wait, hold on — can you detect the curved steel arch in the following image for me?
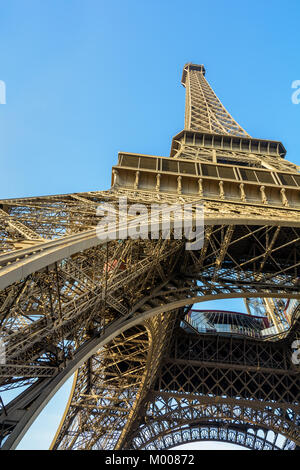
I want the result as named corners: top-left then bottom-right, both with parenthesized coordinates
top-left (1, 214), bottom-right (300, 291)
top-left (135, 422), bottom-right (295, 451)
top-left (2, 284), bottom-right (300, 449)
top-left (126, 394), bottom-right (300, 448)
top-left (56, 298), bottom-right (298, 448)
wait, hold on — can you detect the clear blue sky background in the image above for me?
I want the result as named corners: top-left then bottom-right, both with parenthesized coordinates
top-left (1, 0), bottom-right (300, 450)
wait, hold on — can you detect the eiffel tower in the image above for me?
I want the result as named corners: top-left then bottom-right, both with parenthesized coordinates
top-left (0, 63), bottom-right (300, 451)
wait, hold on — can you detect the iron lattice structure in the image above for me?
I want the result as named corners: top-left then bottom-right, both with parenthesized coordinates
top-left (0, 63), bottom-right (300, 450)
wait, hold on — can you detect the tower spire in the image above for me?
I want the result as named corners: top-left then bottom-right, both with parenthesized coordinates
top-left (182, 63), bottom-right (250, 137)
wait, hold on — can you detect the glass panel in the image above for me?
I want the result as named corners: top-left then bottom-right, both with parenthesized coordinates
top-left (139, 157), bottom-right (157, 170)
top-left (201, 164), bottom-right (218, 177)
top-left (179, 162), bottom-right (196, 174)
top-left (162, 159), bottom-right (179, 172)
top-left (278, 173), bottom-right (297, 186)
top-left (239, 168), bottom-right (257, 182)
top-left (255, 171), bottom-right (274, 184)
top-left (292, 174), bottom-right (300, 187)
top-left (121, 155), bottom-right (139, 168)
top-left (217, 166), bottom-right (235, 180)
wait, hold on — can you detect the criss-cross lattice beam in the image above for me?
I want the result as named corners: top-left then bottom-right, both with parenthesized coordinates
top-left (136, 422), bottom-right (296, 450)
top-left (182, 63), bottom-right (250, 137)
top-left (129, 393), bottom-right (300, 449)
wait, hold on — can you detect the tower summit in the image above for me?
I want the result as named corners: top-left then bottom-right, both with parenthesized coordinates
top-left (181, 62), bottom-right (249, 136)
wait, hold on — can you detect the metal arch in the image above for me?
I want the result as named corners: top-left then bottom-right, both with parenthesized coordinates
top-left (52, 294), bottom-right (300, 448)
top-left (0, 281), bottom-right (181, 450)
top-left (1, 265), bottom-right (300, 448)
top-left (2, 214), bottom-right (300, 292)
top-left (2, 285), bottom-right (299, 450)
top-left (122, 310), bottom-right (300, 449)
top-left (133, 422), bottom-right (294, 451)
top-left (127, 395), bottom-right (300, 448)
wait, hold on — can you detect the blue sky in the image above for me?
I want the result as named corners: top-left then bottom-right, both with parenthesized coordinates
top-left (1, 0), bottom-right (300, 450)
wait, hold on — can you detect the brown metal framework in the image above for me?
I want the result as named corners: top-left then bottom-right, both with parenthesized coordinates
top-left (0, 63), bottom-right (300, 450)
